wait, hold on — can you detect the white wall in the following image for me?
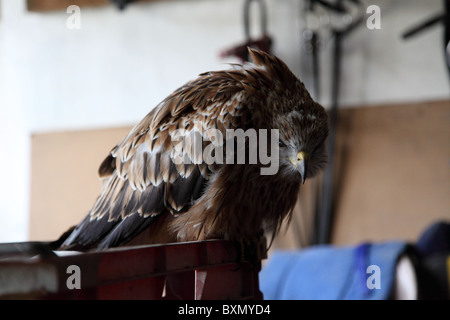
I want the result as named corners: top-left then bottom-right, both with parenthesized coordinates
top-left (0, 0), bottom-right (448, 242)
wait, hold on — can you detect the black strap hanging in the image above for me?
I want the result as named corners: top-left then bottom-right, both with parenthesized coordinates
top-left (221, 0), bottom-right (273, 62)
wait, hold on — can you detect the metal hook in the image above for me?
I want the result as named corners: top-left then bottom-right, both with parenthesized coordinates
top-left (244, 0), bottom-right (268, 41)
top-left (220, 0), bottom-right (272, 62)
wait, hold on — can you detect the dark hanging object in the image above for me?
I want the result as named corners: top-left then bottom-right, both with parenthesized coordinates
top-left (306, 0), bottom-right (365, 245)
top-left (402, 0), bottom-right (449, 79)
top-left (220, 0), bottom-right (273, 62)
top-left (109, 0), bottom-right (137, 10)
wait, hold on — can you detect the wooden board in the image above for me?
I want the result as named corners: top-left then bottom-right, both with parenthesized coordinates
top-left (330, 99), bottom-right (450, 245)
top-left (29, 100), bottom-right (450, 248)
top-left (29, 126), bottom-right (131, 241)
top-left (26, 0), bottom-right (168, 12)
top-left (27, 0), bottom-right (109, 11)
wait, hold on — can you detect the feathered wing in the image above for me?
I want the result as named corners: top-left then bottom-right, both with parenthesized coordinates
top-left (60, 60), bottom-right (264, 250)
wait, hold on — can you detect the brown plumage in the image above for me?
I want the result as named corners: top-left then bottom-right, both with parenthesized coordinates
top-left (60, 48), bottom-right (329, 250)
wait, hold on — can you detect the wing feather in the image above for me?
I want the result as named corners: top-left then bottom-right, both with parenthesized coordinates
top-left (61, 67), bottom-right (254, 249)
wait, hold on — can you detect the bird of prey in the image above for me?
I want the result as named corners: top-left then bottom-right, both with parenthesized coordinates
top-left (60, 48), bottom-right (329, 251)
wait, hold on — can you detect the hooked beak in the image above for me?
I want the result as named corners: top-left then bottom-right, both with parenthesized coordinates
top-left (289, 151), bottom-right (308, 184)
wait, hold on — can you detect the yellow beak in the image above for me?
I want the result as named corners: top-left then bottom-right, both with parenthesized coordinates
top-left (289, 151), bottom-right (308, 184)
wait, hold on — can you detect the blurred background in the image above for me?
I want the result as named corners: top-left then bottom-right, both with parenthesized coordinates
top-left (0, 0), bottom-right (449, 299)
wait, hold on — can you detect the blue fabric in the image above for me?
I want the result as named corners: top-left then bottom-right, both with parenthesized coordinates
top-left (259, 242), bottom-right (408, 300)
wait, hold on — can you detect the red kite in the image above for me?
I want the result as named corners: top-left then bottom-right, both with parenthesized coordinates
top-left (60, 48), bottom-right (329, 250)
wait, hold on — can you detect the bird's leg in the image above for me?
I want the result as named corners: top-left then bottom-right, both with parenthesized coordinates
top-left (233, 235), bottom-right (267, 272)
top-left (237, 234), bottom-right (267, 263)
top-left (238, 238), bottom-right (255, 262)
top-left (229, 239), bottom-right (245, 272)
top-left (237, 238), bottom-right (247, 263)
top-left (252, 234), bottom-right (268, 263)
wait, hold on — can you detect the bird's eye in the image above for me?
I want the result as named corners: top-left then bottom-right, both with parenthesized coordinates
top-left (278, 140), bottom-right (287, 148)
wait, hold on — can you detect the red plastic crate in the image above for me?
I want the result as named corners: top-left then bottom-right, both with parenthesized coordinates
top-left (0, 240), bottom-right (265, 300)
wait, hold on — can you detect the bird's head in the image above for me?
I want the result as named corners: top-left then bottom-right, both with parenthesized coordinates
top-left (275, 100), bottom-right (329, 184)
top-left (241, 48), bottom-right (330, 183)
